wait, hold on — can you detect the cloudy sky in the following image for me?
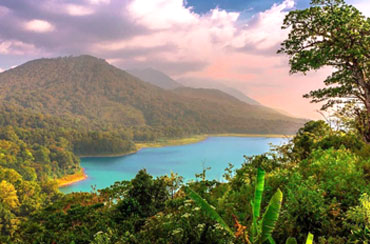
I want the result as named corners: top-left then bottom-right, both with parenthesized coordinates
top-left (0, 0), bottom-right (369, 119)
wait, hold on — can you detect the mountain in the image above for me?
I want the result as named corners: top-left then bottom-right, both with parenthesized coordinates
top-left (0, 55), bottom-right (305, 135)
top-left (172, 87), bottom-right (297, 122)
top-left (126, 69), bottom-right (261, 105)
top-left (177, 77), bottom-right (261, 105)
top-left (127, 68), bottom-right (182, 90)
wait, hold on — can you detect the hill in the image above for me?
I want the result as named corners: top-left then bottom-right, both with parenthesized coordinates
top-left (0, 55), bottom-right (304, 135)
top-left (127, 68), bottom-right (182, 90)
top-left (177, 77), bottom-right (261, 105)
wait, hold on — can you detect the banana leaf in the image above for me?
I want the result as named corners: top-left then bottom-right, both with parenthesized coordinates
top-left (184, 187), bottom-right (234, 236)
top-left (253, 168), bottom-right (266, 219)
top-left (268, 236), bottom-right (276, 244)
top-left (305, 233), bottom-right (314, 244)
top-left (260, 188), bottom-right (283, 243)
top-left (250, 200), bottom-right (259, 242)
top-left (251, 168), bottom-right (266, 240)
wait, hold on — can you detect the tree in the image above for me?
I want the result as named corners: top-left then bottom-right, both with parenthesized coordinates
top-left (0, 180), bottom-right (19, 210)
top-left (278, 0), bottom-right (370, 142)
top-left (163, 171), bottom-right (183, 199)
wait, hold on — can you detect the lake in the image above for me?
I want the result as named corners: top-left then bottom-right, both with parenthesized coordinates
top-left (60, 136), bottom-right (287, 193)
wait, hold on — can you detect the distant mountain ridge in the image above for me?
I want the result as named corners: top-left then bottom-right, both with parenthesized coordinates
top-left (0, 55), bottom-right (305, 135)
top-left (127, 68), bottom-right (261, 106)
top-left (127, 68), bottom-right (182, 90)
top-left (177, 77), bottom-right (261, 105)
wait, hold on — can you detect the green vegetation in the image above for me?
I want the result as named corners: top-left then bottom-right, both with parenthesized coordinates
top-left (185, 168), bottom-right (284, 244)
top-left (1, 120), bottom-right (368, 243)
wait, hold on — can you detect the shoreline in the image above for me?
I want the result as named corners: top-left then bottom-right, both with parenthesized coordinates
top-left (78, 133), bottom-right (293, 158)
top-left (208, 133), bottom-right (293, 138)
top-left (58, 133), bottom-right (292, 188)
top-left (78, 134), bottom-right (209, 158)
top-left (78, 149), bottom-right (138, 158)
top-left (58, 168), bottom-right (88, 188)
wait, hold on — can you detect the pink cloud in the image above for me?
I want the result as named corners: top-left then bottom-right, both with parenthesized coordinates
top-left (0, 6), bottom-right (10, 16)
top-left (85, 0), bottom-right (110, 5)
top-left (127, 0), bottom-right (199, 29)
top-left (65, 4), bottom-right (94, 16)
top-left (24, 19), bottom-right (54, 32)
top-left (0, 40), bottom-right (39, 55)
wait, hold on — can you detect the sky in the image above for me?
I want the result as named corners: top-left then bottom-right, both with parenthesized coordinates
top-left (0, 0), bottom-right (369, 119)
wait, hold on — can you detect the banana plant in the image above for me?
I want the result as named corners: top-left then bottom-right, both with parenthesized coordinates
top-left (184, 168), bottom-right (283, 244)
top-left (250, 168), bottom-right (282, 244)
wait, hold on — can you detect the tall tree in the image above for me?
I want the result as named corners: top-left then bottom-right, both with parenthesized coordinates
top-left (278, 0), bottom-right (370, 142)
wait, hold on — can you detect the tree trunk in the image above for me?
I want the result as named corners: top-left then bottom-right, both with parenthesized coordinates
top-left (357, 70), bottom-right (370, 143)
top-left (365, 100), bottom-right (370, 143)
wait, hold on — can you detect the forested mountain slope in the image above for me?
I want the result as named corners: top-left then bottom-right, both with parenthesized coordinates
top-left (0, 55), bottom-right (304, 135)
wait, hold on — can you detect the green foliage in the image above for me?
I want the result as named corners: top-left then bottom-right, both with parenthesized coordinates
top-left (345, 193), bottom-right (370, 241)
top-left (285, 233), bottom-right (314, 244)
top-left (253, 168), bottom-right (266, 220)
top-left (90, 231), bottom-right (112, 244)
top-left (291, 120), bottom-right (332, 160)
top-left (138, 198), bottom-right (233, 244)
top-left (285, 237), bottom-right (297, 244)
top-left (0, 180), bottom-right (19, 210)
top-left (0, 92), bottom-right (369, 244)
top-left (185, 168), bottom-right (283, 244)
top-left (260, 189), bottom-right (283, 243)
top-left (274, 147), bottom-right (369, 241)
top-left (184, 187), bottom-right (234, 236)
top-left (249, 169), bottom-right (282, 244)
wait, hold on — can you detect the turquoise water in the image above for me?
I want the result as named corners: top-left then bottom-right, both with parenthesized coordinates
top-left (60, 136), bottom-right (287, 193)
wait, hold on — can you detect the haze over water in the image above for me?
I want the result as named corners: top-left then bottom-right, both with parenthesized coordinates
top-left (60, 136), bottom-right (287, 193)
